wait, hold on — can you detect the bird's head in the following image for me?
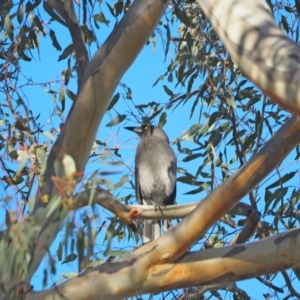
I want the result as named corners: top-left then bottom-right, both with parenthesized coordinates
top-left (125, 123), bottom-right (169, 142)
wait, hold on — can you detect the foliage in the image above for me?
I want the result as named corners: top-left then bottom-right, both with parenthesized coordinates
top-left (0, 0), bottom-right (300, 298)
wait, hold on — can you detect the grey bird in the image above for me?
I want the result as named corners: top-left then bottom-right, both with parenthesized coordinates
top-left (125, 122), bottom-right (177, 243)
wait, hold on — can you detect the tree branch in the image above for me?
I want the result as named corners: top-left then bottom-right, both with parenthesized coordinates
top-left (24, 115), bottom-right (300, 298)
top-left (197, 0), bottom-right (300, 114)
top-left (28, 0), bottom-right (169, 282)
top-left (47, 0), bottom-right (89, 87)
top-left (75, 188), bottom-right (257, 231)
top-left (26, 227), bottom-right (300, 299)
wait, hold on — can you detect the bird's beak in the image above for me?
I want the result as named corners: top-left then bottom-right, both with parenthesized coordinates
top-left (124, 126), bottom-right (142, 135)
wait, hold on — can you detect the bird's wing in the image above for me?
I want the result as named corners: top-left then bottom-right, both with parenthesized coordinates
top-left (164, 158), bottom-right (177, 205)
top-left (135, 166), bottom-right (143, 205)
top-left (165, 184), bottom-right (176, 205)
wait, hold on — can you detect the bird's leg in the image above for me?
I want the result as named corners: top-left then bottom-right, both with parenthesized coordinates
top-left (151, 201), bottom-right (165, 217)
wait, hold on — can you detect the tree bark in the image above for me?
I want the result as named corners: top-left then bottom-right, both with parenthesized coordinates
top-left (27, 115), bottom-right (300, 298)
top-left (28, 0), bottom-right (170, 281)
top-left (197, 0), bottom-right (300, 114)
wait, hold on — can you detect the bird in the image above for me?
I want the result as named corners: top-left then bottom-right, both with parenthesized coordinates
top-left (125, 122), bottom-right (177, 243)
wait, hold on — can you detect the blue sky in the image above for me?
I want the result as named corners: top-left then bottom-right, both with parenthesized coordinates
top-left (1, 2), bottom-right (300, 299)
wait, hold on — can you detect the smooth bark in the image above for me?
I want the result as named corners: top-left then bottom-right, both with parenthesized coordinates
top-left (29, 0), bottom-right (169, 280)
top-left (197, 0), bottom-right (300, 114)
top-left (27, 115), bottom-right (300, 299)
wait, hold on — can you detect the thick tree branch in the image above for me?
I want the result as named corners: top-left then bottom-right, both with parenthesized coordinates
top-left (26, 227), bottom-right (300, 299)
top-left (197, 0), bottom-right (300, 114)
top-left (24, 115), bottom-right (300, 298)
top-left (28, 0), bottom-right (169, 281)
top-left (142, 115), bottom-right (300, 263)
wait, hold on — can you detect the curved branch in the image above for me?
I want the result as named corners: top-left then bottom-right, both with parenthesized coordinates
top-left (197, 0), bottom-right (300, 114)
top-left (30, 115), bottom-right (300, 298)
top-left (26, 227), bottom-right (300, 299)
top-left (281, 270), bottom-right (300, 298)
top-left (145, 115), bottom-right (300, 264)
top-left (75, 188), bottom-right (256, 230)
top-left (29, 0), bottom-right (169, 281)
top-left (229, 203), bottom-right (260, 245)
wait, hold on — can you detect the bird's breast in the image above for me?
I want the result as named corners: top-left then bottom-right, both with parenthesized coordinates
top-left (136, 137), bottom-right (176, 204)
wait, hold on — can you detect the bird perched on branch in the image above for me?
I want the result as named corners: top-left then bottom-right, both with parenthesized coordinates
top-left (125, 122), bottom-right (177, 243)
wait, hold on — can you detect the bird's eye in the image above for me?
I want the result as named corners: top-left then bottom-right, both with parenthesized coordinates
top-left (143, 125), bottom-right (148, 130)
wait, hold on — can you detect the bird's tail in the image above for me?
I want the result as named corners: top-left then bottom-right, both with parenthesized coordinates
top-left (143, 220), bottom-right (161, 243)
top-left (143, 220), bottom-right (172, 243)
top-left (163, 219), bottom-right (172, 232)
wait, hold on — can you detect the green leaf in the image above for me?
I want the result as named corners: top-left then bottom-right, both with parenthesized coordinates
top-left (45, 195), bottom-right (62, 218)
top-left (264, 187), bottom-right (288, 213)
top-left (58, 44), bottom-right (74, 61)
top-left (271, 187), bottom-right (288, 211)
top-left (76, 229), bottom-right (84, 266)
top-left (106, 2), bottom-right (116, 17)
top-left (57, 242), bottom-right (63, 262)
top-left (152, 74), bottom-right (165, 87)
top-left (94, 12), bottom-right (110, 26)
top-left (43, 1), bottom-right (66, 26)
top-left (28, 30), bottom-right (38, 49)
top-left (16, 150), bottom-right (30, 176)
top-left (281, 15), bottom-right (289, 33)
top-left (59, 87), bottom-right (65, 111)
top-left (163, 85), bottom-right (173, 97)
top-left (43, 131), bottom-right (55, 140)
top-left (114, 174), bottom-right (128, 189)
top-left (106, 114), bottom-right (126, 127)
top-left (208, 131), bottom-right (222, 147)
top-left (158, 112), bottom-right (167, 129)
top-left (107, 93), bottom-right (120, 111)
top-left (33, 16), bottom-right (44, 35)
top-left (3, 0), bottom-right (13, 10)
top-left (18, 46), bottom-right (32, 61)
top-left (81, 25), bottom-right (96, 44)
top-left (208, 112), bottom-right (220, 128)
top-left (97, 178), bottom-right (115, 190)
top-left (174, 8), bottom-right (191, 27)
top-left (176, 64), bottom-right (185, 84)
top-left (105, 250), bottom-right (129, 257)
top-left (4, 14), bottom-right (14, 41)
top-left (49, 30), bottom-right (62, 51)
top-left (242, 133), bottom-right (256, 152)
top-left (62, 253), bottom-right (77, 264)
top-left (266, 171), bottom-right (297, 190)
top-left (284, 6), bottom-right (294, 13)
top-left (86, 259), bottom-right (105, 268)
top-left (9, 150), bottom-right (18, 159)
top-left (0, 120), bottom-right (7, 127)
top-left (185, 182), bottom-right (210, 194)
top-left (37, 148), bottom-right (47, 175)
top-left (183, 153), bottom-right (203, 162)
top-left (177, 175), bottom-right (196, 185)
top-left (98, 221), bottom-right (106, 234)
top-left (62, 68), bottom-right (71, 86)
top-left (178, 124), bottom-right (202, 142)
top-left (114, 0), bottom-right (123, 16)
top-left (162, 22), bottom-right (170, 61)
top-left (100, 151), bottom-right (111, 160)
top-left (226, 96), bottom-right (237, 108)
top-left (17, 4), bottom-right (24, 24)
top-left (65, 89), bottom-right (76, 101)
